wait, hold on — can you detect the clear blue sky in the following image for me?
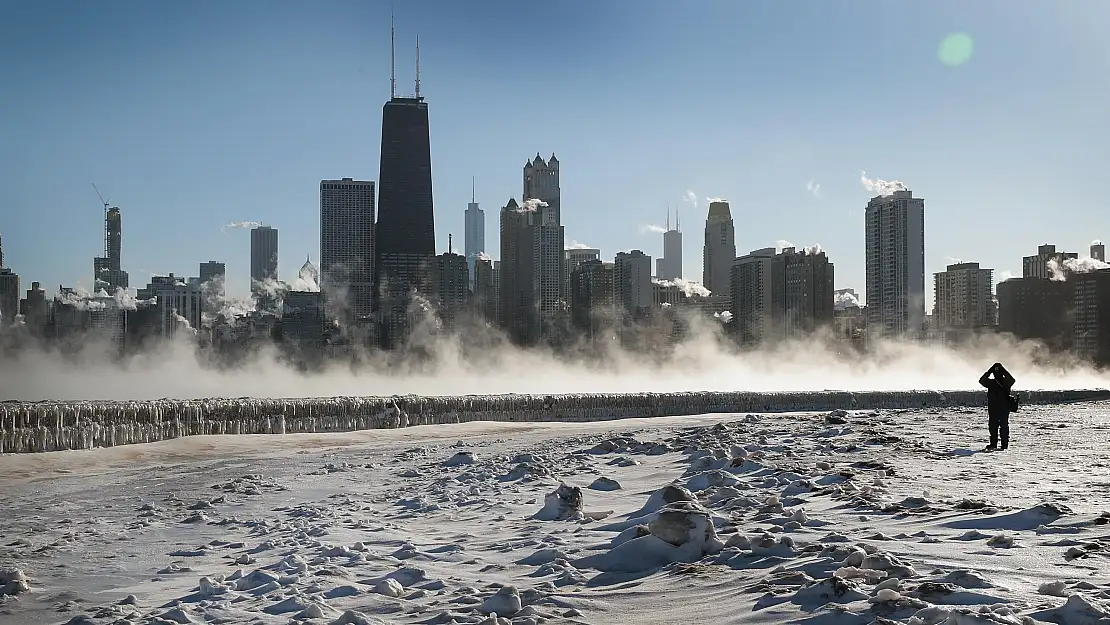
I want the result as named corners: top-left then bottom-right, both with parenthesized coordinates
top-left (2, 0), bottom-right (1108, 303)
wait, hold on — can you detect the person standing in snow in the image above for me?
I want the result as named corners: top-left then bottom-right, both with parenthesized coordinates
top-left (979, 362), bottom-right (1016, 451)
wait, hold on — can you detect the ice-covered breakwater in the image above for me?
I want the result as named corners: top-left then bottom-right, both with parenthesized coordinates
top-left (1, 388), bottom-right (1107, 454)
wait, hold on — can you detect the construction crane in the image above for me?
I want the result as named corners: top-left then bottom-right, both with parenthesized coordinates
top-left (92, 183), bottom-right (109, 259)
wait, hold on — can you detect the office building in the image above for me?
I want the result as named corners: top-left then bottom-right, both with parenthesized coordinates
top-left (320, 179), bottom-right (375, 322)
top-left (464, 178), bottom-right (484, 284)
top-left (569, 259), bottom-right (616, 336)
top-left (498, 198), bottom-right (540, 344)
top-left (1093, 241), bottom-right (1106, 263)
top-left (474, 256), bottom-right (496, 323)
top-left (376, 25), bottom-right (436, 347)
top-left (250, 225), bottom-right (279, 292)
top-left (656, 210), bottom-right (683, 280)
top-left (703, 200), bottom-right (735, 297)
top-left (432, 244), bottom-right (470, 328)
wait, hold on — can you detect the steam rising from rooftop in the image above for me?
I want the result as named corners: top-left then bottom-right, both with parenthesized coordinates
top-left (651, 277), bottom-right (711, 298)
top-left (860, 170), bottom-right (908, 197)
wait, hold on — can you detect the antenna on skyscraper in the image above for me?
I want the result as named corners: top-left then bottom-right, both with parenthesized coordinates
top-left (676, 209), bottom-right (680, 231)
top-left (448, 233), bottom-right (452, 254)
top-left (415, 34), bottom-right (421, 99)
top-left (666, 203), bottom-right (671, 231)
top-left (471, 176), bottom-right (476, 203)
top-left (389, 10), bottom-right (396, 99)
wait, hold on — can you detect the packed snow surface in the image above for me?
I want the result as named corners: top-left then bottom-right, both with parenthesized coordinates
top-left (3, 402), bottom-right (1110, 624)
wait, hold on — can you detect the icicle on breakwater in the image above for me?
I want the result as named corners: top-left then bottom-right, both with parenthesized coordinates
top-left (1, 389), bottom-right (1107, 454)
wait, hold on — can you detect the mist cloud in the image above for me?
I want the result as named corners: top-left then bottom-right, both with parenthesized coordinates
top-left (860, 170), bottom-right (908, 197)
top-left (806, 179), bottom-right (821, 198)
top-left (706, 197), bottom-right (728, 204)
top-left (640, 224), bottom-right (668, 234)
top-left (2, 321), bottom-right (1106, 402)
top-left (566, 241), bottom-right (594, 250)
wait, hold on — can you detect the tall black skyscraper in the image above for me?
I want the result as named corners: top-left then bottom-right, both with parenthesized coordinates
top-left (375, 19), bottom-right (435, 349)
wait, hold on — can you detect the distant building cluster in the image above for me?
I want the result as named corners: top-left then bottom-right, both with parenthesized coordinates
top-left (3, 22), bottom-right (1110, 369)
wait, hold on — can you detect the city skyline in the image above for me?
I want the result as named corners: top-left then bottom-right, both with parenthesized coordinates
top-left (3, 2), bottom-right (1109, 302)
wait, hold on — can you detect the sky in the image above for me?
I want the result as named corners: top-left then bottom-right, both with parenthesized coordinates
top-left (2, 0), bottom-right (1109, 304)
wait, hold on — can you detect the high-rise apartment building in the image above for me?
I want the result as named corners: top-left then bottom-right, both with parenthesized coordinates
top-left (1093, 241), bottom-right (1106, 263)
top-left (565, 247), bottom-right (600, 302)
top-left (614, 250), bottom-right (653, 318)
top-left (933, 262), bottom-right (994, 330)
top-left (250, 225), bottom-right (279, 292)
top-left (376, 26), bottom-right (435, 348)
top-left (1023, 244), bottom-right (1077, 280)
top-left (997, 277), bottom-right (1073, 350)
top-left (864, 189), bottom-right (926, 337)
top-left (730, 248), bottom-right (775, 345)
top-left (770, 246), bottom-right (835, 340)
top-left (703, 201), bottom-right (735, 298)
top-left (730, 246), bottom-right (834, 345)
top-left (1073, 268), bottom-right (1110, 365)
top-left (320, 179), bottom-right (375, 322)
top-left (464, 178), bottom-right (484, 285)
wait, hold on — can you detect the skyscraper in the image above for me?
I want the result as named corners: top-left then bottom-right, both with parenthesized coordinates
top-left (524, 154), bottom-right (560, 224)
top-left (523, 154), bottom-right (565, 332)
top-left (320, 179), bottom-right (375, 321)
top-left (250, 225), bottom-right (279, 290)
top-left (0, 232), bottom-right (17, 325)
top-left (1093, 241), bottom-right (1106, 263)
top-left (464, 177), bottom-right (484, 284)
top-left (703, 200), bottom-right (735, 297)
top-left (499, 198), bottom-right (540, 345)
top-left (376, 21), bottom-right (436, 348)
top-left (864, 189), bottom-right (926, 337)
top-left (614, 250), bottom-right (653, 318)
top-left (93, 206), bottom-right (129, 292)
top-left (656, 209), bottom-right (683, 280)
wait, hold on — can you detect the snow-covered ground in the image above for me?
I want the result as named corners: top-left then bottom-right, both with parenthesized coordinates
top-left (2, 402), bottom-right (1110, 625)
